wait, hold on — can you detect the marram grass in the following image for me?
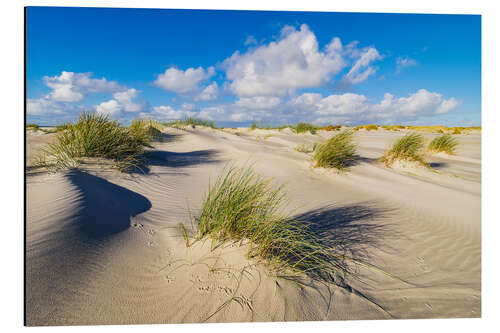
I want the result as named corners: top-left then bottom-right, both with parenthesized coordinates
top-left (294, 122), bottom-right (318, 134)
top-left (196, 166), bottom-right (349, 284)
top-left (41, 112), bottom-right (159, 172)
top-left (313, 130), bottom-right (357, 170)
top-left (427, 133), bottom-right (458, 154)
top-left (163, 117), bottom-right (215, 129)
top-left (381, 132), bottom-right (427, 167)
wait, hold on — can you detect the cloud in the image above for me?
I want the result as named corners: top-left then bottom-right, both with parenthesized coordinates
top-left (244, 35), bottom-right (258, 46)
top-left (28, 71), bottom-right (124, 117)
top-left (154, 66), bottom-right (215, 94)
top-left (234, 96), bottom-right (282, 110)
top-left (43, 71), bottom-right (122, 102)
top-left (96, 88), bottom-right (148, 116)
top-left (151, 103), bottom-right (197, 120)
top-left (27, 96), bottom-right (70, 115)
top-left (341, 47), bottom-right (382, 85)
top-left (195, 82), bottom-right (219, 101)
top-left (142, 88), bottom-right (458, 126)
top-left (95, 99), bottom-right (122, 116)
top-left (222, 24), bottom-right (346, 97)
top-left (395, 56), bottom-right (417, 74)
top-left (289, 89), bottom-right (460, 124)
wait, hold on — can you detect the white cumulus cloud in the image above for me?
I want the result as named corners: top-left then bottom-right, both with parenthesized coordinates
top-left (96, 88), bottom-right (148, 116)
top-left (154, 66), bottom-right (215, 94)
top-left (44, 71), bottom-right (122, 102)
top-left (222, 24), bottom-right (346, 97)
top-left (195, 82), bottom-right (219, 101)
top-left (151, 103), bottom-right (197, 120)
top-left (289, 89), bottom-right (461, 124)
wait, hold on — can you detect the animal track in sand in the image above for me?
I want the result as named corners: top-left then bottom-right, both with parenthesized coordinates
top-left (163, 275), bottom-right (175, 284)
top-left (416, 256), bottom-right (431, 273)
top-left (132, 222), bottom-right (143, 229)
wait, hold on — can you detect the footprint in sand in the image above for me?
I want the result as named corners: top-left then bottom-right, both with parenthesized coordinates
top-left (197, 284), bottom-right (216, 293)
top-left (148, 229), bottom-right (156, 236)
top-left (164, 275), bottom-right (175, 284)
top-left (217, 286), bottom-right (233, 296)
top-left (416, 256), bottom-right (431, 273)
top-left (132, 222), bottom-right (143, 229)
top-left (425, 302), bottom-right (433, 310)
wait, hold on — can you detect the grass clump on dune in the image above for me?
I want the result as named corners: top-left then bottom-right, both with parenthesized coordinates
top-left (364, 124), bottom-right (379, 131)
top-left (381, 132), bottom-right (427, 167)
top-left (313, 130), bottom-right (357, 170)
top-left (196, 166), bottom-right (348, 283)
top-left (323, 125), bottom-right (342, 131)
top-left (164, 117), bottom-right (216, 129)
top-left (294, 122), bottom-right (318, 134)
top-left (427, 133), bottom-right (458, 154)
top-left (41, 112), bottom-right (156, 172)
top-left (26, 123), bottom-right (40, 131)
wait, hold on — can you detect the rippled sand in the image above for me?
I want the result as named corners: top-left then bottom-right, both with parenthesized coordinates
top-left (25, 127), bottom-right (481, 325)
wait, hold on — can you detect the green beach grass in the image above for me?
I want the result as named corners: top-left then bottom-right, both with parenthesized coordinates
top-left (381, 132), bottom-right (427, 167)
top-left (39, 112), bottom-right (159, 172)
top-left (313, 130), bottom-right (357, 170)
top-left (195, 165), bottom-right (350, 283)
top-left (427, 133), bottom-right (459, 154)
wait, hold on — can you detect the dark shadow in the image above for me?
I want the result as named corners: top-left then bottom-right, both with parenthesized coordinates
top-left (428, 162), bottom-right (447, 169)
top-left (153, 132), bottom-right (182, 144)
top-left (66, 170), bottom-right (151, 238)
top-left (323, 156), bottom-right (378, 170)
top-left (294, 204), bottom-right (391, 258)
top-left (144, 149), bottom-right (219, 168)
top-left (275, 203), bottom-right (396, 287)
top-left (353, 156), bottom-right (379, 165)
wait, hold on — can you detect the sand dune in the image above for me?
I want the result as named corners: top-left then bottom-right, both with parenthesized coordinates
top-left (25, 127), bottom-right (481, 325)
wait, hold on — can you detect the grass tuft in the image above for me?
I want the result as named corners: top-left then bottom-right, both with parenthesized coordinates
top-left (323, 125), bottom-right (342, 131)
top-left (427, 133), bottom-right (458, 154)
top-left (313, 130), bottom-right (357, 170)
top-left (294, 122), bottom-right (318, 134)
top-left (163, 117), bottom-right (216, 129)
top-left (40, 112), bottom-right (157, 172)
top-left (26, 123), bottom-right (40, 131)
top-left (196, 166), bottom-right (349, 284)
top-left (381, 132), bottom-right (427, 167)
top-left (364, 124), bottom-right (379, 131)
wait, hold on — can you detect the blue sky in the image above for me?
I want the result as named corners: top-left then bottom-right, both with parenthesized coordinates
top-left (26, 7), bottom-right (481, 126)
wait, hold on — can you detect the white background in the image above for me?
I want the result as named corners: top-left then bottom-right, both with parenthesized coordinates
top-left (1, 0), bottom-right (498, 332)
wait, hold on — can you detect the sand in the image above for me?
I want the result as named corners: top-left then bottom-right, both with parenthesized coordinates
top-left (25, 127), bottom-right (481, 325)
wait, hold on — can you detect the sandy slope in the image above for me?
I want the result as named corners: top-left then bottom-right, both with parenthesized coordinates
top-left (25, 127), bottom-right (481, 325)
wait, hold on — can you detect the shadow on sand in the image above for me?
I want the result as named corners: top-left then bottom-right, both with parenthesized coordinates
top-left (66, 170), bottom-right (152, 238)
top-left (275, 203), bottom-right (398, 289)
top-left (428, 162), bottom-right (448, 169)
top-left (294, 204), bottom-right (391, 258)
top-left (144, 149), bottom-right (220, 168)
